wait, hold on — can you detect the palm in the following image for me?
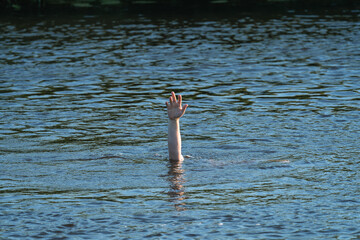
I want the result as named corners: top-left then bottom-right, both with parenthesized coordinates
top-left (168, 102), bottom-right (184, 119)
top-left (166, 92), bottom-right (188, 120)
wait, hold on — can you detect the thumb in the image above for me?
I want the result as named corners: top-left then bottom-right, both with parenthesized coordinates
top-left (182, 104), bottom-right (188, 114)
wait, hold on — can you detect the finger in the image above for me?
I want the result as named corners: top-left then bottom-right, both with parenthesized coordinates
top-left (178, 95), bottom-right (182, 106)
top-left (165, 101), bottom-right (169, 107)
top-left (169, 96), bottom-right (173, 103)
top-left (171, 91), bottom-right (177, 102)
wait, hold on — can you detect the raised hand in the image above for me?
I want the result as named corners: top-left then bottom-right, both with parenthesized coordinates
top-left (166, 91), bottom-right (188, 120)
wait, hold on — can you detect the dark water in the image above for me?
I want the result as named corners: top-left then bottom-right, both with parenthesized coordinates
top-left (1, 11), bottom-right (360, 239)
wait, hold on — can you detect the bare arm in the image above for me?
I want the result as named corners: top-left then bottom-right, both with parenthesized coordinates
top-left (166, 92), bottom-right (188, 161)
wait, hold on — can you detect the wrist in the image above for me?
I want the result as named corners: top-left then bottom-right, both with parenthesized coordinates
top-left (168, 118), bottom-right (180, 123)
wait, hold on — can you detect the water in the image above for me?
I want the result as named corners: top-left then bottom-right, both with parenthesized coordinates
top-left (1, 11), bottom-right (360, 239)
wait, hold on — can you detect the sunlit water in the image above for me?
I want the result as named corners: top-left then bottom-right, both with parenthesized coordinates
top-left (1, 11), bottom-right (360, 239)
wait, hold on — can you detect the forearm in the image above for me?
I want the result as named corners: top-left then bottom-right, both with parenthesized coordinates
top-left (168, 119), bottom-right (182, 161)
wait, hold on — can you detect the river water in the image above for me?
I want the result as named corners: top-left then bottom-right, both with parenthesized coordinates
top-left (1, 11), bottom-right (360, 239)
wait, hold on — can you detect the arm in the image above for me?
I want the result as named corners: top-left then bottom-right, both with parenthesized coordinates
top-left (166, 92), bottom-right (188, 161)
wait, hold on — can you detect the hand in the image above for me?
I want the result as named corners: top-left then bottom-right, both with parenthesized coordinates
top-left (166, 92), bottom-right (188, 120)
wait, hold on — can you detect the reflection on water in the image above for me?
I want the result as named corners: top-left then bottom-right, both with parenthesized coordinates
top-left (167, 159), bottom-right (187, 211)
top-left (0, 11), bottom-right (360, 239)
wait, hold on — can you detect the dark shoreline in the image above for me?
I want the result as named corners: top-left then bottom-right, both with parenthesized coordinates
top-left (1, 0), bottom-right (359, 15)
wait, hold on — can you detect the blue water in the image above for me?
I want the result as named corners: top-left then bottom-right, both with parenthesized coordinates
top-left (1, 11), bottom-right (360, 239)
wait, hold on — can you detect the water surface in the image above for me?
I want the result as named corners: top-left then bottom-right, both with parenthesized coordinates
top-left (1, 11), bottom-right (360, 239)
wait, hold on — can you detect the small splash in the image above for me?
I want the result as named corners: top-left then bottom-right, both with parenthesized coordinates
top-left (266, 159), bottom-right (290, 163)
